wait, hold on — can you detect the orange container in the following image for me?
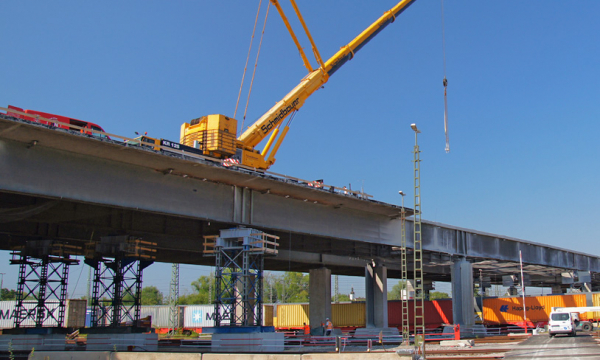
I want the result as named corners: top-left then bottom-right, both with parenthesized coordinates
top-left (593, 293), bottom-right (600, 320)
top-left (483, 294), bottom-right (587, 325)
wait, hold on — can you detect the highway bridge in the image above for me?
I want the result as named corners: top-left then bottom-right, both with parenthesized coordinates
top-left (1, 113), bottom-right (599, 328)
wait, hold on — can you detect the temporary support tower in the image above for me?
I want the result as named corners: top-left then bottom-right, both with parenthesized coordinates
top-left (11, 240), bottom-right (80, 328)
top-left (84, 236), bottom-right (156, 328)
top-left (204, 228), bottom-right (278, 327)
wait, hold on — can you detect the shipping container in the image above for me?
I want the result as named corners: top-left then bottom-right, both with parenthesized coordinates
top-left (64, 300), bottom-right (87, 328)
top-left (388, 299), bottom-right (453, 331)
top-left (593, 293), bottom-right (600, 320)
top-left (273, 304), bottom-right (309, 329)
top-left (139, 305), bottom-right (183, 329)
top-left (0, 300), bottom-right (87, 329)
top-left (263, 305), bottom-right (274, 327)
top-left (483, 294), bottom-right (588, 326)
top-left (332, 302), bottom-right (366, 328)
top-left (183, 305), bottom-right (224, 329)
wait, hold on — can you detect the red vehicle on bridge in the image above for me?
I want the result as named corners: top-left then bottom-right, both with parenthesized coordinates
top-left (7, 105), bottom-right (108, 139)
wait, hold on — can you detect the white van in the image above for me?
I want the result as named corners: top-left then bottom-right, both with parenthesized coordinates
top-left (548, 311), bottom-right (577, 337)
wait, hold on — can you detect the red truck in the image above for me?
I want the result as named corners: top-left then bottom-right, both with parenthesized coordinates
top-left (7, 105), bottom-right (108, 139)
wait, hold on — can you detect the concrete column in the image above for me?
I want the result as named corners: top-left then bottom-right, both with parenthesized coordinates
top-left (365, 263), bottom-right (388, 328)
top-left (451, 257), bottom-right (474, 327)
top-left (309, 267), bottom-right (331, 329)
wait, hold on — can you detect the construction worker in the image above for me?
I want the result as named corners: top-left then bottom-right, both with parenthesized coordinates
top-left (325, 317), bottom-right (333, 336)
top-left (303, 322), bottom-right (310, 338)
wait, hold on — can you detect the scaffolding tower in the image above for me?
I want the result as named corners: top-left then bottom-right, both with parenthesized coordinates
top-left (400, 194), bottom-right (409, 344)
top-left (167, 263), bottom-right (180, 336)
top-left (412, 125), bottom-right (425, 350)
top-left (204, 228), bottom-right (278, 328)
top-left (84, 236), bottom-right (156, 328)
top-left (11, 240), bottom-right (80, 328)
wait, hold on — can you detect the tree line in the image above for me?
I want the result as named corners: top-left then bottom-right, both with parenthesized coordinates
top-left (136, 272), bottom-right (449, 305)
top-left (0, 272), bottom-right (449, 304)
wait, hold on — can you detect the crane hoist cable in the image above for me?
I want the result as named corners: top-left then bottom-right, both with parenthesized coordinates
top-left (441, 0), bottom-right (450, 153)
top-left (235, 0), bottom-right (262, 121)
top-left (241, 1), bottom-right (270, 133)
top-left (234, 0), bottom-right (266, 131)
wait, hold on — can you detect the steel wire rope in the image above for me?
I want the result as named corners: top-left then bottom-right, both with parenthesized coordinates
top-left (241, 1), bottom-right (271, 132)
top-left (441, 0), bottom-right (450, 153)
top-left (234, 0), bottom-right (263, 123)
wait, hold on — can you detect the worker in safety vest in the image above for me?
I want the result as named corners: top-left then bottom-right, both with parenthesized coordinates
top-left (303, 322), bottom-right (310, 337)
top-left (325, 318), bottom-right (333, 336)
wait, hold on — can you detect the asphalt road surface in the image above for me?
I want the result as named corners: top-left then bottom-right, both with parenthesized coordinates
top-left (504, 333), bottom-right (600, 359)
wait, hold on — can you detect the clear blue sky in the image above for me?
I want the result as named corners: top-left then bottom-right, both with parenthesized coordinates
top-left (1, 1), bottom-right (599, 299)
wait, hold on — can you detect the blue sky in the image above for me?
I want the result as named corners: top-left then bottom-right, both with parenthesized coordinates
top-left (1, 1), bottom-right (599, 299)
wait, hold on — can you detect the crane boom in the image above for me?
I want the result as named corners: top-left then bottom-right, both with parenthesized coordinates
top-left (181, 0), bottom-right (417, 170)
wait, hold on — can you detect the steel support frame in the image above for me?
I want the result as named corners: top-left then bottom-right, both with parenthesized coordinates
top-left (412, 132), bottom-right (425, 350)
top-left (400, 202), bottom-right (409, 344)
top-left (12, 253), bottom-right (71, 328)
top-left (168, 263), bottom-right (180, 336)
top-left (213, 229), bottom-right (269, 327)
top-left (86, 257), bottom-right (151, 327)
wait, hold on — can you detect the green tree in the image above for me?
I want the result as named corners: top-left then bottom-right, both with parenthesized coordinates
top-left (0, 288), bottom-right (17, 300)
top-left (264, 273), bottom-right (277, 303)
top-left (274, 272), bottom-right (309, 303)
top-left (428, 291), bottom-right (450, 300)
top-left (179, 275), bottom-right (215, 305)
top-left (141, 286), bottom-right (164, 305)
top-left (333, 294), bottom-right (351, 302)
top-left (388, 281), bottom-right (406, 300)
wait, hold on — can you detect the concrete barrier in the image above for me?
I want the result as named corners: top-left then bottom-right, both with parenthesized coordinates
top-left (203, 355), bottom-right (301, 360)
top-left (29, 351), bottom-right (414, 360)
top-left (439, 339), bottom-right (474, 347)
top-left (29, 351), bottom-right (111, 360)
top-left (113, 353), bottom-right (202, 360)
top-left (302, 354), bottom-right (412, 360)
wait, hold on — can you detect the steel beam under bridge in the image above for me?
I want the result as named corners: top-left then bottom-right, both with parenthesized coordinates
top-left (1, 117), bottom-right (599, 286)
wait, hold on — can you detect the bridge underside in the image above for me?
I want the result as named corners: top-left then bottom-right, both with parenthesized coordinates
top-left (1, 190), bottom-right (596, 288)
top-left (1, 116), bottom-right (599, 289)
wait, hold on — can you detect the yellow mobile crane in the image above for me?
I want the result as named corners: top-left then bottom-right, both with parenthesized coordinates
top-left (180, 0), bottom-right (417, 170)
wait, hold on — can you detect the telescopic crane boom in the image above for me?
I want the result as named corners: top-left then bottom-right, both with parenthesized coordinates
top-left (180, 0), bottom-right (417, 170)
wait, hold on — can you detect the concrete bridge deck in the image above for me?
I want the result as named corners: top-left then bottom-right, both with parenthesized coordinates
top-left (1, 114), bottom-right (599, 287)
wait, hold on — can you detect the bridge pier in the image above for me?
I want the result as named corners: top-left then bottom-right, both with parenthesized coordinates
top-left (309, 267), bottom-right (331, 330)
top-left (365, 263), bottom-right (388, 328)
top-left (451, 257), bottom-right (474, 328)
